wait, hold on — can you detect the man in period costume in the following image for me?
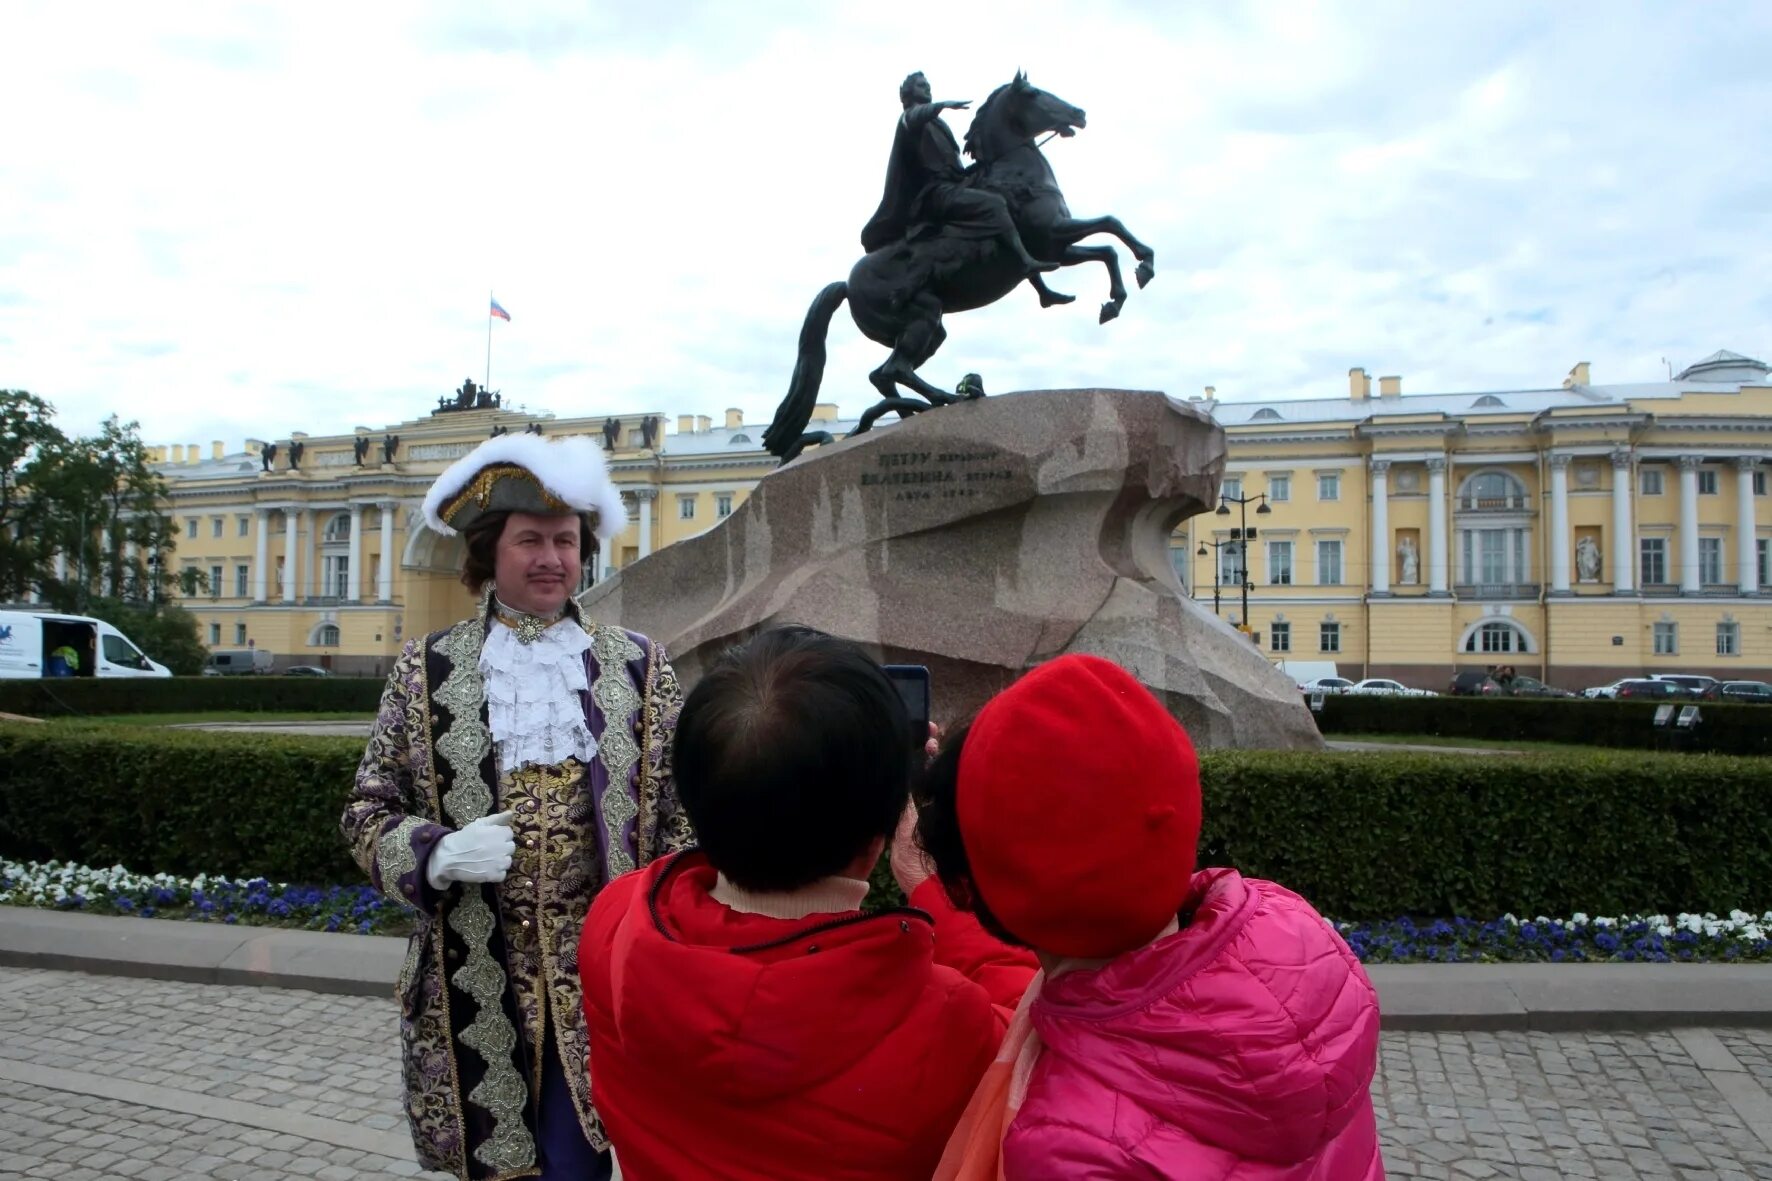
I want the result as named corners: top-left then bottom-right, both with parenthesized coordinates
top-left (343, 431), bottom-right (694, 1181)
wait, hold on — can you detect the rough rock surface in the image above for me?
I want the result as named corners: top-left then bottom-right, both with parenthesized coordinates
top-left (581, 388), bottom-right (1323, 749)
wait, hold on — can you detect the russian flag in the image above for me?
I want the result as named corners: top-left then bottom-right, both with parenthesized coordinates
top-left (490, 298), bottom-right (511, 322)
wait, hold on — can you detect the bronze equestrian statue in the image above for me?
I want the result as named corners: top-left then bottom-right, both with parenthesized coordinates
top-left (764, 71), bottom-right (1154, 463)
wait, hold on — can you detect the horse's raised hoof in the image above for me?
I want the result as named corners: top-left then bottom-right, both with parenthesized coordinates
top-left (1136, 260), bottom-right (1155, 289)
top-left (1039, 288), bottom-right (1076, 307)
top-left (1099, 301), bottom-right (1122, 325)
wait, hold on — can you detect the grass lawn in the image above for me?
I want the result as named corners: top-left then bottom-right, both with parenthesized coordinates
top-left (1335, 732), bottom-right (1617, 755)
top-left (79, 711), bottom-right (376, 726)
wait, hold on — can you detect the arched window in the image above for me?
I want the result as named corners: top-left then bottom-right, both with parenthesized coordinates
top-left (1471, 395), bottom-right (1507, 408)
top-left (314, 623), bottom-right (340, 647)
top-left (1250, 408), bottom-right (1282, 421)
top-left (1458, 617), bottom-right (1536, 655)
top-left (323, 514), bottom-right (351, 542)
top-left (1458, 470), bottom-right (1526, 511)
top-left (729, 433), bottom-right (752, 445)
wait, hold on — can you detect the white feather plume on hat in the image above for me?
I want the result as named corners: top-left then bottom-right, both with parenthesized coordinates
top-left (421, 433), bottom-right (628, 544)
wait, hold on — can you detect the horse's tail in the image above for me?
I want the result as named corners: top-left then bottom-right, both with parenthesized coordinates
top-left (763, 281), bottom-right (849, 458)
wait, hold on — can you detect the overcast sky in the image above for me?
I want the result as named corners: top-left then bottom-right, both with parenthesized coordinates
top-left (4, 1), bottom-right (1770, 447)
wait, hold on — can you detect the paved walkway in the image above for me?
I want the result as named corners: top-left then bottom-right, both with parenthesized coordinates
top-left (2, 967), bottom-right (1771, 1179)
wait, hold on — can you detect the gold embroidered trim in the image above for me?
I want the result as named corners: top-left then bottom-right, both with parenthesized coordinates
top-left (375, 815), bottom-right (426, 908)
top-left (430, 622), bottom-right (534, 1174)
top-left (440, 464), bottom-right (570, 526)
top-left (435, 622), bottom-right (494, 826)
top-left (449, 891), bottom-right (536, 1173)
top-left (589, 626), bottom-right (645, 880)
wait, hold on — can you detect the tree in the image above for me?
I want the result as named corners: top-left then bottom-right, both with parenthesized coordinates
top-left (28, 414), bottom-right (181, 612)
top-left (0, 390), bottom-right (67, 601)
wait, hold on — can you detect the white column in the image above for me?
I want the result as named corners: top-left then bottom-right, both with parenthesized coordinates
top-left (282, 508), bottom-right (298, 603)
top-left (301, 510), bottom-right (317, 600)
top-left (1549, 454), bottom-right (1572, 594)
top-left (1427, 458), bottom-right (1449, 594)
top-left (1678, 455), bottom-right (1701, 594)
top-left (377, 502), bottom-right (395, 602)
top-left (99, 526), bottom-right (112, 595)
top-left (1611, 451), bottom-right (1634, 593)
top-left (1737, 457), bottom-right (1759, 595)
top-left (253, 509), bottom-right (270, 601)
top-left (637, 491), bottom-right (654, 559)
top-left (1369, 460), bottom-right (1390, 595)
top-left (347, 504), bottom-right (364, 602)
top-left (55, 551), bottom-right (67, 584)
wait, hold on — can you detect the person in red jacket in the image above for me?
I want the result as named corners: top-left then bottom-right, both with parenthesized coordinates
top-left (579, 625), bottom-right (1036, 1181)
top-left (918, 654), bottom-right (1383, 1180)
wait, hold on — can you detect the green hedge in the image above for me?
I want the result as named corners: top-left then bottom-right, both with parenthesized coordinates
top-left (5, 721), bottom-right (1769, 920)
top-left (0, 676), bottom-right (384, 718)
top-left (1310, 693), bottom-right (1772, 755)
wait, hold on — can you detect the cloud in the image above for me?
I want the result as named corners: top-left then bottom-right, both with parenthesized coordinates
top-left (3, 0), bottom-right (1771, 449)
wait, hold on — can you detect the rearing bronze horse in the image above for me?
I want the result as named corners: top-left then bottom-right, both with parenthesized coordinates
top-left (764, 72), bottom-right (1155, 463)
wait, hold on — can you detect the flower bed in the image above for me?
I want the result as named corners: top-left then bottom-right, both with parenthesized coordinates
top-left (0, 858), bottom-right (411, 936)
top-left (6, 857), bottom-right (1770, 964)
top-left (1337, 913), bottom-right (1772, 964)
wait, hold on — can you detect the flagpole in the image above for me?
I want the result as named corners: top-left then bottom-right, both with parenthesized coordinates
top-left (485, 289), bottom-right (493, 396)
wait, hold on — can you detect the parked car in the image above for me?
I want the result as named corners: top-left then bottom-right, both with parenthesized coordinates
top-left (1583, 679), bottom-right (1634, 699)
top-left (1613, 678), bottom-right (1691, 701)
top-left (1720, 680), bottom-right (1772, 703)
top-left (0, 609), bottom-right (172, 679)
top-left (203, 649), bottom-right (274, 676)
top-left (1448, 671), bottom-right (1503, 696)
top-left (1648, 674), bottom-right (1722, 700)
top-left (1350, 678), bottom-right (1434, 697)
top-left (283, 665), bottom-right (332, 677)
top-left (1299, 676), bottom-right (1356, 695)
top-left (1500, 675), bottom-right (1577, 699)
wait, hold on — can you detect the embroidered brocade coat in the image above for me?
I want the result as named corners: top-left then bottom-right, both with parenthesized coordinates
top-left (342, 611), bottom-right (693, 1181)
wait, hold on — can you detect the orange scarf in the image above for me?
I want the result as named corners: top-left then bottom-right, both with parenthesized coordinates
top-left (932, 971), bottom-right (1045, 1181)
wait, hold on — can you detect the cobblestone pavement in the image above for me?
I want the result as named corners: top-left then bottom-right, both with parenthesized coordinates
top-left (2, 966), bottom-right (1770, 1179)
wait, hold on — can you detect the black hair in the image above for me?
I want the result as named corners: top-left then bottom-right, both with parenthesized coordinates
top-left (912, 722), bottom-right (1029, 948)
top-left (674, 625), bottom-right (914, 893)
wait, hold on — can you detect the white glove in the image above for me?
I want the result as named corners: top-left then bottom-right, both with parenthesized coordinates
top-left (426, 811), bottom-right (516, 890)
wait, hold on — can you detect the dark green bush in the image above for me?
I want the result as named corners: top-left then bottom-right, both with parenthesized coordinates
top-left (0, 676), bottom-right (384, 717)
top-left (1310, 693), bottom-right (1772, 755)
top-left (0, 722), bottom-right (363, 883)
top-left (5, 723), bottom-right (1768, 920)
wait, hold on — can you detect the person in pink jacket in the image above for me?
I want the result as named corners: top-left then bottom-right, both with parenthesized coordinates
top-left (914, 654), bottom-right (1385, 1179)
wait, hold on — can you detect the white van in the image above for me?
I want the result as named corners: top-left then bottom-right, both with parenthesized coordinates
top-left (203, 648), bottom-right (274, 676)
top-left (0, 610), bottom-right (172, 679)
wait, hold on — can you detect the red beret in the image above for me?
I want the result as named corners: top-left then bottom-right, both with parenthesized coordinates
top-left (957, 654), bottom-right (1201, 959)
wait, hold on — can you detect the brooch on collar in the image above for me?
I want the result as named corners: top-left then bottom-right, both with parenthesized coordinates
top-left (491, 597), bottom-right (566, 645)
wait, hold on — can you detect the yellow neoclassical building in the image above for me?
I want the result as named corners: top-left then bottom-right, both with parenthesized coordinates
top-left (152, 351), bottom-right (1772, 687)
top-left (1176, 350), bottom-right (1772, 688)
top-left (151, 400), bottom-right (852, 675)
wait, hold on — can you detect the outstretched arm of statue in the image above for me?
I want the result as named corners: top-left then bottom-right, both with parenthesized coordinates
top-left (903, 98), bottom-right (971, 132)
top-left (342, 638), bottom-right (453, 914)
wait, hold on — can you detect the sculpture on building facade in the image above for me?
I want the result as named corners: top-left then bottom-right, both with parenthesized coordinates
top-left (602, 418), bottom-right (621, 451)
top-left (764, 70), bottom-right (1156, 463)
top-left (1576, 534), bottom-right (1602, 582)
top-left (353, 435), bottom-right (370, 466)
top-left (1397, 535), bottom-right (1419, 585)
top-left (260, 443), bottom-right (278, 472)
top-left (287, 441), bottom-right (304, 470)
top-left (381, 433), bottom-right (400, 464)
top-left (640, 415), bottom-right (661, 450)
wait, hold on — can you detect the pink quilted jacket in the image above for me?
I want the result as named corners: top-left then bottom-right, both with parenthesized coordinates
top-left (1003, 869), bottom-right (1384, 1180)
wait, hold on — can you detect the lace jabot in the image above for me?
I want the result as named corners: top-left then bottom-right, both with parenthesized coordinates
top-left (479, 611), bottom-right (596, 775)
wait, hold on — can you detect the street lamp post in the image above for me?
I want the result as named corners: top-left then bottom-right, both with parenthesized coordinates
top-left (1196, 538), bottom-right (1232, 616)
top-left (1214, 491), bottom-right (1271, 635)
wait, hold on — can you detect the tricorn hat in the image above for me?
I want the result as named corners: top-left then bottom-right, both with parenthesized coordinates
top-left (421, 433), bottom-right (627, 544)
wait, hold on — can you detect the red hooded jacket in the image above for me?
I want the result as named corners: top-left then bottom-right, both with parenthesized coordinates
top-left (580, 851), bottom-right (1036, 1181)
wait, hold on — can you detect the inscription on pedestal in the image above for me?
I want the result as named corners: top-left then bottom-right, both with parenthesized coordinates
top-left (858, 448), bottom-right (1016, 502)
